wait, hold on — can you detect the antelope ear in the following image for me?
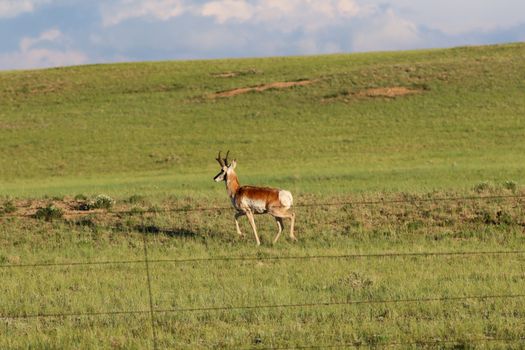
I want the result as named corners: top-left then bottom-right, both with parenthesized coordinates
top-left (231, 159), bottom-right (237, 169)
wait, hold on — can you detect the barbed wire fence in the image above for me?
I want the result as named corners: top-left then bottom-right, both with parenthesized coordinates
top-left (1, 193), bottom-right (525, 349)
top-left (1, 193), bottom-right (524, 217)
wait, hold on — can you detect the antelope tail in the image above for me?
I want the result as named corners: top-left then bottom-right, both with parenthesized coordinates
top-left (278, 190), bottom-right (293, 209)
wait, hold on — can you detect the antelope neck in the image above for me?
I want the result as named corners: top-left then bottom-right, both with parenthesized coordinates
top-left (225, 171), bottom-right (240, 198)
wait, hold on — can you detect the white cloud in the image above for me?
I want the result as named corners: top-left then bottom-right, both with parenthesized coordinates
top-left (198, 0), bottom-right (372, 32)
top-left (101, 0), bottom-right (185, 27)
top-left (353, 9), bottom-right (421, 52)
top-left (0, 48), bottom-right (88, 70)
top-left (296, 38), bottom-right (342, 55)
top-left (94, 0), bottom-right (424, 59)
top-left (0, 0), bottom-right (49, 18)
top-left (100, 0), bottom-right (371, 31)
top-left (365, 0), bottom-right (525, 35)
top-left (19, 28), bottom-right (62, 51)
top-left (337, 0), bottom-right (360, 17)
top-left (201, 0), bottom-right (253, 24)
top-left (0, 28), bottom-right (88, 70)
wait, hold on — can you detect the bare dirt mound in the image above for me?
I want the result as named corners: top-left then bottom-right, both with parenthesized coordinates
top-left (322, 86), bottom-right (423, 103)
top-left (212, 72), bottom-right (238, 78)
top-left (358, 87), bottom-right (420, 98)
top-left (212, 80), bottom-right (312, 98)
top-left (211, 68), bottom-right (259, 78)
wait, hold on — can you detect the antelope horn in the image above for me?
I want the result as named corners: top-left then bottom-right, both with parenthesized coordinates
top-left (223, 150), bottom-right (230, 166)
top-left (216, 151), bottom-right (225, 167)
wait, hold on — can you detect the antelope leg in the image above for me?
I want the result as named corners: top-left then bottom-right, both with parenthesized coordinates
top-left (234, 212), bottom-right (245, 236)
top-left (246, 210), bottom-right (260, 246)
top-left (273, 217), bottom-right (284, 244)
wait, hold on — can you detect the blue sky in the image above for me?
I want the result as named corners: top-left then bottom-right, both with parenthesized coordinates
top-left (1, 0), bottom-right (524, 70)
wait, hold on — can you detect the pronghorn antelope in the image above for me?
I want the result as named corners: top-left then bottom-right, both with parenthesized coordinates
top-left (213, 151), bottom-right (296, 246)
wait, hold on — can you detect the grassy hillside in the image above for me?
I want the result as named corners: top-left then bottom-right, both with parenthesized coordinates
top-left (1, 43), bottom-right (524, 198)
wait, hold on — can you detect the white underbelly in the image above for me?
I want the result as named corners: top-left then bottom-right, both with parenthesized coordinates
top-left (241, 198), bottom-right (267, 214)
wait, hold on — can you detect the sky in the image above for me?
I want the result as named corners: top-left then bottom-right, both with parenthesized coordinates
top-left (0, 0), bottom-right (524, 70)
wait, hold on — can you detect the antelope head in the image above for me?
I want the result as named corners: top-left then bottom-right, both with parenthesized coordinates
top-left (213, 150), bottom-right (236, 182)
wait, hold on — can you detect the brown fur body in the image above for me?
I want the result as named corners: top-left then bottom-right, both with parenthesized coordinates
top-left (234, 186), bottom-right (281, 213)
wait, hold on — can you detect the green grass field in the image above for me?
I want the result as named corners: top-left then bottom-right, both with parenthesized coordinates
top-left (1, 42), bottom-right (524, 197)
top-left (1, 43), bottom-right (525, 349)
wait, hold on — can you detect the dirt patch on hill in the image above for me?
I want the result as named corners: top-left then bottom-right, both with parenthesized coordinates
top-left (211, 68), bottom-right (260, 78)
top-left (357, 86), bottom-right (420, 98)
top-left (212, 72), bottom-right (238, 78)
top-left (211, 80), bottom-right (312, 98)
top-left (322, 86), bottom-right (423, 103)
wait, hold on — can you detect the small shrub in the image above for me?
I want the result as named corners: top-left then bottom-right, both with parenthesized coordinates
top-left (323, 92), bottom-right (340, 99)
top-left (129, 207), bottom-right (145, 215)
top-left (2, 200), bottom-right (16, 214)
top-left (340, 272), bottom-right (374, 289)
top-left (474, 209), bottom-right (514, 225)
top-left (147, 205), bottom-right (161, 213)
top-left (92, 194), bottom-right (115, 210)
top-left (74, 194), bottom-right (88, 201)
top-left (406, 220), bottom-right (424, 231)
top-left (126, 195), bottom-right (144, 204)
top-left (479, 210), bottom-right (496, 225)
top-left (496, 210), bottom-right (514, 225)
top-left (473, 181), bottom-right (493, 193)
top-left (74, 217), bottom-right (98, 230)
top-left (503, 180), bottom-right (518, 192)
top-left (76, 202), bottom-right (93, 211)
top-left (35, 204), bottom-right (63, 221)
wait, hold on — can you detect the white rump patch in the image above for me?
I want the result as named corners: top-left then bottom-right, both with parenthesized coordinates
top-left (278, 190), bottom-right (293, 209)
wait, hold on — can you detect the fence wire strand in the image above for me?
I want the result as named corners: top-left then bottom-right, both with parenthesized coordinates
top-left (2, 293), bottom-right (524, 320)
top-left (154, 293), bottom-right (525, 314)
top-left (110, 193), bottom-right (525, 214)
top-left (1, 194), bottom-right (524, 218)
top-left (2, 249), bottom-right (525, 269)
